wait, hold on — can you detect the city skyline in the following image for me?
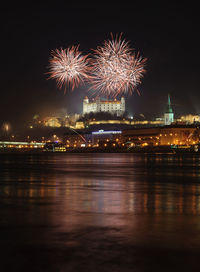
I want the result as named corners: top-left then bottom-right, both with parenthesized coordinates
top-left (0, 3), bottom-right (199, 129)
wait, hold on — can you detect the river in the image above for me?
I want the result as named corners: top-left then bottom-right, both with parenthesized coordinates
top-left (1, 153), bottom-right (200, 271)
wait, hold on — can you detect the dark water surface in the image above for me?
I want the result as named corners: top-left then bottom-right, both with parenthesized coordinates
top-left (1, 153), bottom-right (200, 271)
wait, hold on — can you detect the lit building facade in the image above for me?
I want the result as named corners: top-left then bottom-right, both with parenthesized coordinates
top-left (62, 125), bottom-right (200, 149)
top-left (44, 117), bottom-right (61, 127)
top-left (122, 126), bottom-right (200, 146)
top-left (91, 129), bottom-right (122, 145)
top-left (42, 114), bottom-right (80, 128)
top-left (179, 114), bottom-right (200, 124)
top-left (63, 129), bottom-right (122, 148)
top-left (83, 97), bottom-right (125, 117)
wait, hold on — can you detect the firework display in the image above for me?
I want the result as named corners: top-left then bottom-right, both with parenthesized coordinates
top-left (48, 34), bottom-right (146, 97)
top-left (48, 46), bottom-right (90, 91)
top-left (89, 34), bottom-right (146, 97)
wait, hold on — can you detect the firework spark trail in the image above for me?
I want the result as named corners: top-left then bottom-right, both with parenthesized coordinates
top-left (89, 34), bottom-right (147, 97)
top-left (69, 127), bottom-right (87, 143)
top-left (48, 46), bottom-right (90, 92)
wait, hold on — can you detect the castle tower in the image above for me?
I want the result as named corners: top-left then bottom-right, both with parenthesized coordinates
top-left (121, 97), bottom-right (125, 112)
top-left (164, 94), bottom-right (174, 125)
top-left (83, 96), bottom-right (89, 114)
top-left (96, 96), bottom-right (101, 112)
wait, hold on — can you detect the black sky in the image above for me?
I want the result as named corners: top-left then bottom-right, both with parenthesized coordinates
top-left (0, 2), bottom-right (199, 128)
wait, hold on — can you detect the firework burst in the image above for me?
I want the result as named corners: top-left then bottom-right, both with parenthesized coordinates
top-left (48, 46), bottom-right (90, 92)
top-left (90, 34), bottom-right (147, 97)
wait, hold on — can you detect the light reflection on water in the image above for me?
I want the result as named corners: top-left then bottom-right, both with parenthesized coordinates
top-left (1, 153), bottom-right (200, 271)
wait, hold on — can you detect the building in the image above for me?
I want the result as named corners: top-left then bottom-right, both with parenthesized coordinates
top-left (43, 117), bottom-right (62, 127)
top-left (41, 114), bottom-right (80, 128)
top-left (91, 129), bottom-right (122, 145)
top-left (62, 124), bottom-right (200, 149)
top-left (63, 129), bottom-right (123, 148)
top-left (122, 125), bottom-right (200, 146)
top-left (83, 96), bottom-right (125, 116)
top-left (164, 94), bottom-right (174, 125)
top-left (179, 114), bottom-right (200, 124)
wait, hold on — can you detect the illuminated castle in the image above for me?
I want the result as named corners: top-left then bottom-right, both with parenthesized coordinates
top-left (83, 97), bottom-right (125, 117)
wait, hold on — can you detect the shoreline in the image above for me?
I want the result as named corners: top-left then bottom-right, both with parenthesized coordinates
top-left (0, 146), bottom-right (199, 155)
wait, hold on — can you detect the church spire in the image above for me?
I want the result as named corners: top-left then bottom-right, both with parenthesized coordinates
top-left (164, 94), bottom-right (174, 125)
top-left (166, 94), bottom-right (173, 113)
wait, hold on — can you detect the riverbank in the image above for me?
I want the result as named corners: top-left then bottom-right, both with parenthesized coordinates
top-left (0, 145), bottom-right (198, 154)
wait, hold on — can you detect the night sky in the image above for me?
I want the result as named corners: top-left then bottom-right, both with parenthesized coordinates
top-left (0, 3), bottom-right (199, 129)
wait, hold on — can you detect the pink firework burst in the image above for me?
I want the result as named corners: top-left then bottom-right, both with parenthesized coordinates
top-left (90, 34), bottom-right (147, 97)
top-left (48, 46), bottom-right (90, 92)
